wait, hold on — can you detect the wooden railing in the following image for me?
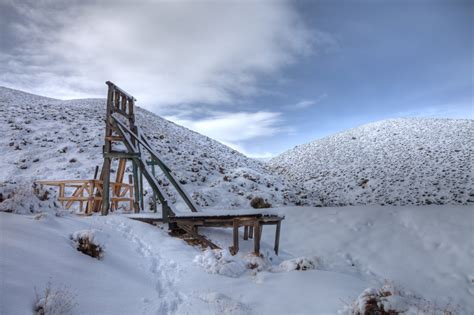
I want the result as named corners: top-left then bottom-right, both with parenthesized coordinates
top-left (35, 179), bottom-right (134, 214)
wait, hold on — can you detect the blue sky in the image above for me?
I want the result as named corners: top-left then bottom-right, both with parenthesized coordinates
top-left (1, 0), bottom-right (472, 158)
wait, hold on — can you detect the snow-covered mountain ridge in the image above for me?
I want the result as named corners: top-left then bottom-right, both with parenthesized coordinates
top-left (270, 118), bottom-right (474, 206)
top-left (0, 86), bottom-right (302, 210)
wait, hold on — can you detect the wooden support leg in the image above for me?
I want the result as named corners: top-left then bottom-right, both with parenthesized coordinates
top-left (59, 184), bottom-right (65, 207)
top-left (249, 226), bottom-right (254, 239)
top-left (253, 220), bottom-right (261, 255)
top-left (101, 158), bottom-right (111, 215)
top-left (230, 219), bottom-right (239, 255)
top-left (128, 175), bottom-right (134, 211)
top-left (274, 221), bottom-right (281, 255)
top-left (132, 159), bottom-right (140, 213)
top-left (243, 226), bottom-right (249, 240)
top-left (87, 180), bottom-right (94, 214)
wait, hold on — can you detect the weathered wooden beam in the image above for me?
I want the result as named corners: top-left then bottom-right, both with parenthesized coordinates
top-left (114, 159), bottom-right (126, 196)
top-left (230, 219), bottom-right (240, 255)
top-left (274, 221), bottom-right (281, 255)
top-left (177, 224), bottom-right (220, 250)
top-left (106, 81), bottom-right (136, 101)
top-left (254, 220), bottom-right (261, 255)
top-left (104, 152), bottom-right (140, 159)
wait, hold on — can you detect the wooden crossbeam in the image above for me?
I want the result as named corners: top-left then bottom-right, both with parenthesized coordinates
top-left (177, 223), bottom-right (220, 250)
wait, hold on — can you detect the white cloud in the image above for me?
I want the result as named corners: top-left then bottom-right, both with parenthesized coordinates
top-left (165, 111), bottom-right (283, 157)
top-left (1, 0), bottom-right (315, 108)
top-left (285, 93), bottom-right (327, 110)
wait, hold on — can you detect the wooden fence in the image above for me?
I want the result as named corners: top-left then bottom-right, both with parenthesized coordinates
top-left (35, 179), bottom-right (134, 214)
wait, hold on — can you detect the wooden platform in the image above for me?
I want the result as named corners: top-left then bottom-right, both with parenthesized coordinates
top-left (128, 210), bottom-right (284, 255)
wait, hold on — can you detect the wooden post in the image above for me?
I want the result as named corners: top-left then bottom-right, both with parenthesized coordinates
top-left (231, 219), bottom-right (239, 255)
top-left (243, 226), bottom-right (249, 240)
top-left (253, 220), bottom-right (261, 255)
top-left (87, 180), bottom-right (94, 214)
top-left (128, 175), bottom-right (134, 211)
top-left (101, 82), bottom-right (115, 215)
top-left (249, 225), bottom-right (254, 239)
top-left (101, 158), bottom-right (111, 215)
top-left (132, 160), bottom-right (140, 213)
top-left (139, 166), bottom-right (144, 210)
top-left (274, 221), bottom-right (281, 255)
top-left (59, 183), bottom-right (65, 206)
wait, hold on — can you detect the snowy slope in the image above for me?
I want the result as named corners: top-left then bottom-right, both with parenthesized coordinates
top-left (1, 204), bottom-right (472, 314)
top-left (270, 118), bottom-right (474, 207)
top-left (0, 86), bottom-right (302, 210)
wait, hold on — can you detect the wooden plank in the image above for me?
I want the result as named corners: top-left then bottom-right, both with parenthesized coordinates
top-left (105, 136), bottom-right (124, 141)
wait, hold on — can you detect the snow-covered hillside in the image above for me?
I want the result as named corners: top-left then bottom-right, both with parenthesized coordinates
top-left (270, 118), bottom-right (474, 207)
top-left (0, 86), bottom-right (302, 210)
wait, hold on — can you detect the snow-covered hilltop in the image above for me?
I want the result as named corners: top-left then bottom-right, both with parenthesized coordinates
top-left (0, 86), bottom-right (302, 210)
top-left (270, 118), bottom-right (474, 207)
top-left (2, 86), bottom-right (472, 209)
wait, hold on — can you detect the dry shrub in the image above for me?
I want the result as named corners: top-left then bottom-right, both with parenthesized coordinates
top-left (70, 231), bottom-right (103, 259)
top-left (250, 196), bottom-right (271, 209)
top-left (34, 281), bottom-right (76, 315)
top-left (345, 283), bottom-right (460, 315)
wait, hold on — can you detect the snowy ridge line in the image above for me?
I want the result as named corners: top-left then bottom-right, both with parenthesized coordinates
top-left (270, 118), bottom-right (474, 207)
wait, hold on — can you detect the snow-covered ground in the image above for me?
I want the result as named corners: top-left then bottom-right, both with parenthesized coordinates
top-left (270, 118), bottom-right (474, 207)
top-left (1, 204), bottom-right (472, 314)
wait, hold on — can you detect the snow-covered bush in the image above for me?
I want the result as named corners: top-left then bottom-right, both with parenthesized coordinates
top-left (34, 281), bottom-right (76, 315)
top-left (341, 283), bottom-right (459, 315)
top-left (277, 256), bottom-right (320, 272)
top-left (0, 182), bottom-right (61, 214)
top-left (194, 249), bottom-right (272, 277)
top-left (194, 249), bottom-right (247, 277)
top-left (70, 230), bottom-right (105, 259)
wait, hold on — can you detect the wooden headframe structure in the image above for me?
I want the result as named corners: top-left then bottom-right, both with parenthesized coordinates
top-left (97, 81), bottom-right (198, 221)
top-left (36, 81), bottom-right (284, 256)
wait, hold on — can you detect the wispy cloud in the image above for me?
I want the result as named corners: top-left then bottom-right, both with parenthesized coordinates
top-left (0, 0), bottom-right (316, 109)
top-left (285, 93), bottom-right (327, 110)
top-left (165, 111), bottom-right (285, 157)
